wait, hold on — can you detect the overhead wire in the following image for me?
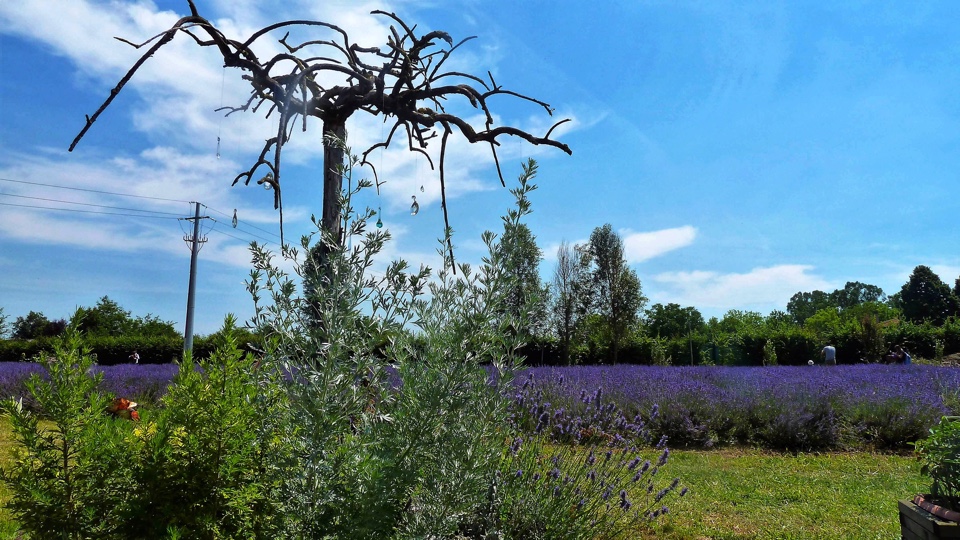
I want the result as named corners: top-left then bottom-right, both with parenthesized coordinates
top-left (0, 176), bottom-right (280, 246)
top-left (207, 223), bottom-right (267, 245)
top-left (207, 216), bottom-right (277, 245)
top-left (0, 176), bottom-right (192, 204)
top-left (0, 200), bottom-right (181, 219)
top-left (200, 203), bottom-right (282, 241)
top-left (0, 191), bottom-right (183, 216)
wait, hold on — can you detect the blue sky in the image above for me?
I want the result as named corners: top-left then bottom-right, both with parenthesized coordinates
top-left (2, 0), bottom-right (959, 335)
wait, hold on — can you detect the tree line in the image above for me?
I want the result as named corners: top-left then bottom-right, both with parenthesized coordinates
top-left (0, 297), bottom-right (256, 364)
top-left (497, 214), bottom-right (960, 366)
top-left (4, 236), bottom-right (960, 367)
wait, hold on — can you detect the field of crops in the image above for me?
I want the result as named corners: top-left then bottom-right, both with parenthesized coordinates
top-left (1, 361), bottom-right (957, 452)
top-left (511, 364), bottom-right (960, 451)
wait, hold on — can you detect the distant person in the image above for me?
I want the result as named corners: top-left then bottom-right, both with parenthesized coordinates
top-left (129, 350), bottom-right (140, 364)
top-left (821, 344), bottom-right (836, 366)
top-left (896, 345), bottom-right (911, 365)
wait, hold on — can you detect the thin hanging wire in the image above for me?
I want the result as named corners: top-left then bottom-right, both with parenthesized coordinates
top-left (216, 65), bottom-right (226, 159)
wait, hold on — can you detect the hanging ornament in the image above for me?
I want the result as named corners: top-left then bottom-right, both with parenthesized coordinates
top-left (410, 196), bottom-right (420, 216)
top-left (376, 206), bottom-right (383, 228)
top-left (420, 184), bottom-right (424, 192)
top-left (259, 171), bottom-right (274, 190)
top-left (216, 136), bottom-right (221, 159)
top-left (232, 209), bottom-right (238, 228)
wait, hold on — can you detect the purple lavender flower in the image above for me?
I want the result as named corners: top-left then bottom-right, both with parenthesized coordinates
top-left (510, 437), bottom-right (523, 455)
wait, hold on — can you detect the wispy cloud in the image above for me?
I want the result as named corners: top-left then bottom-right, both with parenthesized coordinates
top-left (650, 264), bottom-right (833, 314)
top-left (622, 226), bottom-right (697, 263)
top-left (0, 0), bottom-right (577, 220)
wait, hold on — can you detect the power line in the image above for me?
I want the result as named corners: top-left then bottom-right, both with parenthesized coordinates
top-left (201, 203), bottom-right (282, 240)
top-left (0, 192), bottom-right (183, 216)
top-left (208, 224), bottom-right (266, 245)
top-left (0, 176), bottom-right (192, 204)
top-left (0, 200), bottom-right (181, 219)
top-left (2, 177), bottom-right (283, 245)
top-left (208, 217), bottom-right (277, 244)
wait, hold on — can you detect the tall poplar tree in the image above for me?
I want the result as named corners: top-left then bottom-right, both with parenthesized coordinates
top-left (551, 241), bottom-right (593, 365)
top-left (587, 224), bottom-right (646, 363)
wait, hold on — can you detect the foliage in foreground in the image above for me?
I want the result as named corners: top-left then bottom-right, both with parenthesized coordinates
top-left (0, 157), bottom-right (681, 539)
top-left (1, 315), bottom-right (287, 539)
top-left (915, 415), bottom-right (960, 511)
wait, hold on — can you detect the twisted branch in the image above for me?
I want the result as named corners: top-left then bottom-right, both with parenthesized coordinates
top-left (70, 3), bottom-right (571, 266)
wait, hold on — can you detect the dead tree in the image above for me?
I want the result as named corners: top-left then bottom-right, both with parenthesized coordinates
top-left (69, 0), bottom-right (571, 264)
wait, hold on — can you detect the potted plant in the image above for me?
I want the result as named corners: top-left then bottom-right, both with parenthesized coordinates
top-left (900, 416), bottom-right (960, 539)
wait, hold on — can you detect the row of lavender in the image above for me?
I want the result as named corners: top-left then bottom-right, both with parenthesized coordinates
top-left (513, 364), bottom-right (960, 451)
top-left (0, 363), bottom-right (178, 408)
top-left (2, 361), bottom-right (956, 451)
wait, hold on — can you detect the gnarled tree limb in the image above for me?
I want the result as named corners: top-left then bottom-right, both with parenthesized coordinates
top-left (71, 3), bottom-right (571, 265)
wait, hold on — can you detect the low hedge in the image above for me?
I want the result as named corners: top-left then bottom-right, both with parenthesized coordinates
top-left (0, 336), bottom-right (222, 365)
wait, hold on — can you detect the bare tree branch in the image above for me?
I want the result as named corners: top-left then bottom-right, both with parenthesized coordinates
top-left (70, 3), bottom-right (572, 268)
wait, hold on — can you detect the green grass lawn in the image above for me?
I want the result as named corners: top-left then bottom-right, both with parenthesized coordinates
top-left (645, 448), bottom-right (925, 540)
top-left (0, 415), bottom-right (927, 539)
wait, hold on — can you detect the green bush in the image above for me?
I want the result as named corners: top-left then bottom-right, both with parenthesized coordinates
top-left (915, 416), bottom-right (960, 510)
top-left (1, 316), bottom-right (129, 538)
top-left (0, 154), bottom-right (682, 538)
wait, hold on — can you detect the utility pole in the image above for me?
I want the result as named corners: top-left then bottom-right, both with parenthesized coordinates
top-left (183, 202), bottom-right (208, 355)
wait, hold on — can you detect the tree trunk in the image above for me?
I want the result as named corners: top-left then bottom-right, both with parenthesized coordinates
top-left (304, 119), bottom-right (347, 331)
top-left (321, 119), bottom-right (347, 245)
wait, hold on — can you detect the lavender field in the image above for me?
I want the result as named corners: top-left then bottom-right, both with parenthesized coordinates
top-left (512, 364), bottom-right (960, 451)
top-left (0, 362), bottom-right (178, 407)
top-left (2, 361), bottom-right (957, 452)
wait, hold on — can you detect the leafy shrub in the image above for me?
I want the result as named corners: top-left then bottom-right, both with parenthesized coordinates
top-left (1, 316), bottom-right (127, 538)
top-left (119, 316), bottom-right (290, 539)
top-left (915, 416), bottom-right (960, 510)
top-left (1, 315), bottom-right (289, 539)
top-left (1, 154), bottom-right (682, 539)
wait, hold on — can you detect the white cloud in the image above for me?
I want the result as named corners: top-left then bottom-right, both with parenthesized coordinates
top-left (622, 226), bottom-right (697, 263)
top-left (931, 265), bottom-right (960, 284)
top-left (650, 264), bottom-right (833, 313)
top-left (0, 0), bottom-right (577, 218)
top-left (543, 225), bottom-right (697, 264)
top-left (0, 148), bottom-right (285, 268)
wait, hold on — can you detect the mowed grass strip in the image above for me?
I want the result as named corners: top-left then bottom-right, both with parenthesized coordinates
top-left (644, 448), bottom-right (926, 540)
top-left (0, 415), bottom-right (929, 539)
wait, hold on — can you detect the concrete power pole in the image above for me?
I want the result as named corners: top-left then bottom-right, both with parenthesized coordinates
top-left (183, 202), bottom-right (208, 355)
